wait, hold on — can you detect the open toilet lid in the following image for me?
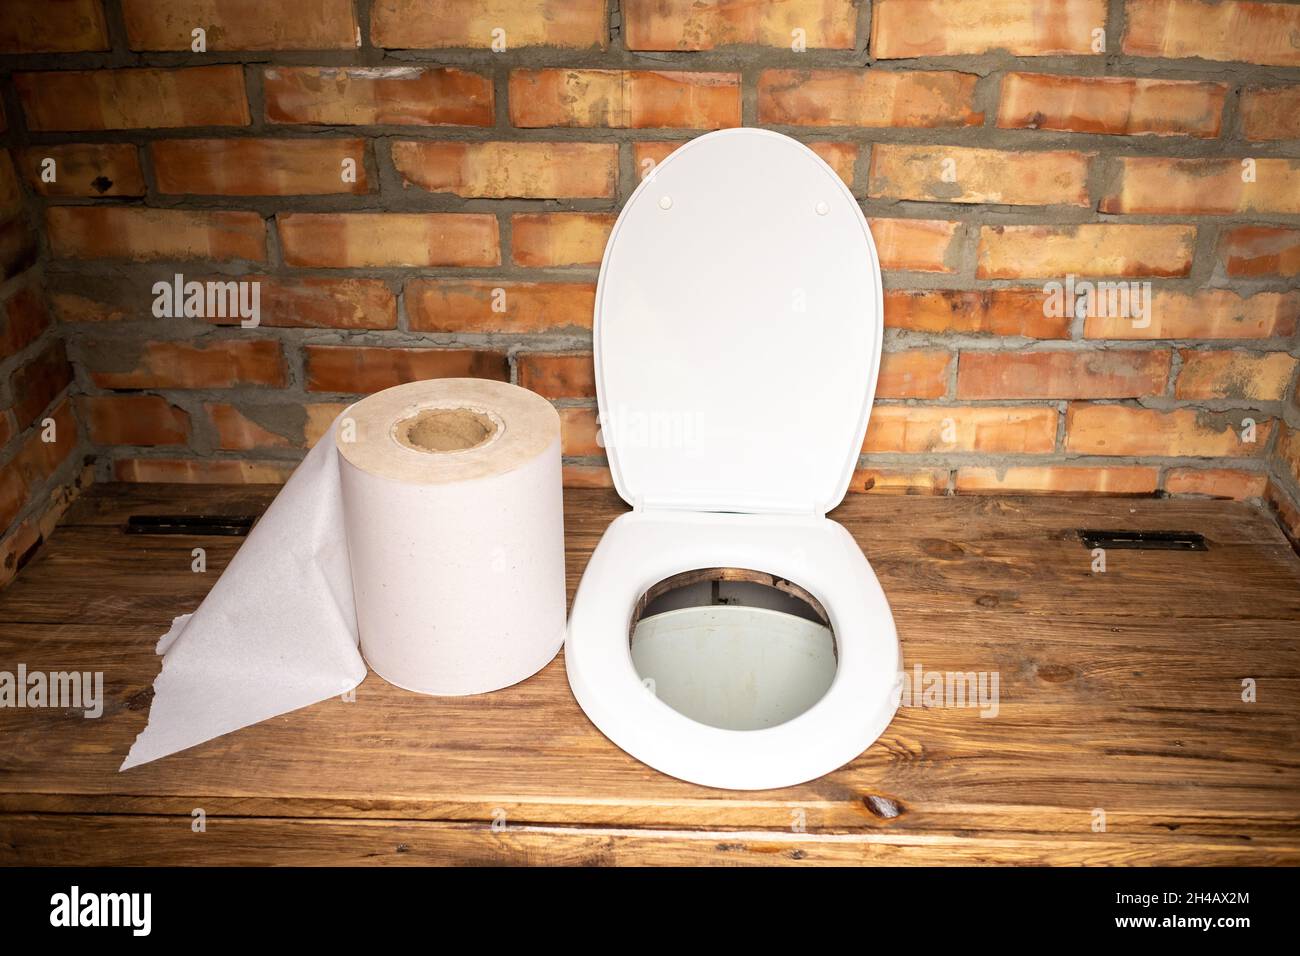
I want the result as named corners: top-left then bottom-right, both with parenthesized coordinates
top-left (594, 128), bottom-right (884, 516)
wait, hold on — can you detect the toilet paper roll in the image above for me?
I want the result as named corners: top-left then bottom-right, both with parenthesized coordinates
top-left (337, 379), bottom-right (566, 695)
top-left (121, 378), bottom-right (564, 770)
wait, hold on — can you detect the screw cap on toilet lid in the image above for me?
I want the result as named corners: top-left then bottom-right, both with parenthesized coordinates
top-left (594, 128), bottom-right (884, 517)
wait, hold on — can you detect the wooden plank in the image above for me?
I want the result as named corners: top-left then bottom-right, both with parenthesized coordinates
top-left (60, 481), bottom-right (1289, 543)
top-left (1, 483), bottom-right (1297, 865)
top-left (8, 495), bottom-right (1298, 626)
top-left (832, 493), bottom-right (1292, 547)
top-left (3, 814), bottom-right (1296, 866)
top-left (60, 483), bottom-right (280, 527)
top-left (0, 612), bottom-right (1295, 837)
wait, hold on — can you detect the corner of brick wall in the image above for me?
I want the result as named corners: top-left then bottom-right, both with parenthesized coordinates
top-left (0, 143), bottom-right (92, 586)
top-left (1265, 371), bottom-right (1300, 548)
top-left (0, 0), bottom-right (1297, 544)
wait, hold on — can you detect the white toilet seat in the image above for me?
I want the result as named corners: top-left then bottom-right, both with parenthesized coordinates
top-left (565, 127), bottom-right (900, 790)
top-left (567, 509), bottom-right (901, 790)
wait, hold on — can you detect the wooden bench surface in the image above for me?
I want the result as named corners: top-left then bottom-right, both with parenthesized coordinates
top-left (1, 483), bottom-right (1298, 865)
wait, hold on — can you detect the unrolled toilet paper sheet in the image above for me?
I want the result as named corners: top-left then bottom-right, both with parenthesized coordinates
top-left (120, 415), bottom-right (366, 770)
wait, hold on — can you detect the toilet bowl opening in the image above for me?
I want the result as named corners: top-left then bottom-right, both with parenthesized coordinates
top-left (628, 568), bottom-right (838, 732)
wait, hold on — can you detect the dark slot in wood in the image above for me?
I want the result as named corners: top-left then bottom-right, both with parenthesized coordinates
top-left (124, 514), bottom-right (256, 537)
top-left (1078, 529), bottom-right (1208, 551)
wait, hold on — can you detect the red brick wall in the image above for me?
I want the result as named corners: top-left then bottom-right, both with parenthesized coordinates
top-left (0, 103), bottom-right (88, 584)
top-left (0, 1), bottom-right (1298, 539)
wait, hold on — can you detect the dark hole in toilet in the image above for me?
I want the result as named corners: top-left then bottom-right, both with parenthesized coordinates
top-left (627, 568), bottom-right (838, 733)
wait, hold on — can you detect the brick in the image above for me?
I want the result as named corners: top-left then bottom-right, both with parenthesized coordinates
top-left (1123, 0), bottom-right (1300, 67)
top-left (151, 139), bottom-right (368, 196)
top-left (75, 275), bottom-right (401, 330)
top-left (1217, 227), bottom-right (1300, 279)
top-left (371, 0), bottom-right (607, 49)
top-left (304, 345), bottom-right (509, 393)
top-left (806, 143), bottom-right (857, 185)
top-left (1266, 480), bottom-right (1300, 545)
top-left (47, 207), bottom-right (266, 262)
top-left (0, 462), bottom-right (23, 532)
top-left (50, 291), bottom-right (123, 325)
top-left (0, 401), bottom-right (77, 528)
top-left (956, 465), bottom-right (1159, 494)
top-left (1083, 290), bottom-right (1297, 340)
top-left (10, 340), bottom-right (73, 429)
top-left (1276, 424), bottom-right (1300, 486)
top-left (15, 66), bottom-right (249, 131)
top-left (997, 72), bottom-right (1225, 137)
top-left (392, 141), bottom-right (617, 199)
top-left (45, 276), bottom-right (168, 324)
top-left (19, 144), bottom-right (145, 198)
top-left (863, 405), bottom-right (1058, 454)
top-left (958, 349), bottom-right (1170, 399)
top-left (877, 350), bottom-right (952, 399)
top-left (510, 70), bottom-right (740, 129)
top-left (872, 0), bottom-right (1108, 57)
top-left (757, 70), bottom-right (982, 128)
top-left (807, 143), bottom-right (860, 188)
top-left (0, 152), bottom-right (20, 219)
top-left (563, 464), bottom-right (614, 488)
top-left (114, 458), bottom-right (296, 484)
top-left (559, 406), bottom-right (601, 456)
top-left (1164, 467), bottom-right (1267, 498)
top-left (122, 0), bottom-right (358, 50)
top-left (848, 468), bottom-right (948, 495)
top-left (205, 403), bottom-right (295, 450)
top-left (1240, 87), bottom-right (1300, 142)
top-left (46, 287), bottom-right (128, 329)
top-left (634, 141), bottom-right (681, 178)
top-left (1, 167), bottom-right (17, 215)
top-left (625, 0), bottom-right (855, 49)
top-left (0, 519), bottom-right (41, 584)
top-left (277, 213), bottom-right (498, 268)
top-left (0, 219), bottom-right (38, 282)
top-left (1174, 350), bottom-right (1296, 401)
top-left (635, 140), bottom-right (859, 188)
top-left (5, 457), bottom-right (87, 569)
top-left (868, 219), bottom-right (959, 272)
top-left (1, 284), bottom-right (51, 359)
top-left (305, 403), bottom-right (349, 447)
top-left (1064, 404), bottom-right (1269, 457)
top-left (407, 280), bottom-right (594, 333)
top-left (22, 400), bottom-right (76, 475)
top-left (977, 224), bottom-right (1195, 278)
top-left (87, 340), bottom-right (287, 389)
top-left (0, 0), bottom-right (108, 53)
top-left (1101, 157), bottom-right (1300, 216)
top-left (885, 289), bottom-right (1071, 338)
top-left (200, 277), bottom-right (396, 330)
top-left (517, 352), bottom-right (595, 399)
top-left (511, 213), bottom-right (613, 268)
top-left (264, 66), bottom-right (493, 127)
top-left (78, 395), bottom-right (190, 446)
top-left (868, 144), bottom-right (1090, 206)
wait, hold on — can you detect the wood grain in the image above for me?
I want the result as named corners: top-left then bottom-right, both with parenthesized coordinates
top-left (1, 484), bottom-right (1297, 865)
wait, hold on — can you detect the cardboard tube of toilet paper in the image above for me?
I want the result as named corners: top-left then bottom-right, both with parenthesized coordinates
top-left (336, 378), bottom-right (566, 695)
top-left (121, 378), bottom-right (563, 770)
